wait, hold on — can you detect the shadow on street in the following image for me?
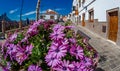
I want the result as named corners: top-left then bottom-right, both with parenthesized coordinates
top-left (94, 67), bottom-right (105, 71)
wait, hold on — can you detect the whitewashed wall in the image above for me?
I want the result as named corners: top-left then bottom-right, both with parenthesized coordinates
top-left (73, 0), bottom-right (78, 6)
top-left (44, 15), bottom-right (58, 20)
top-left (45, 15), bottom-right (50, 20)
top-left (79, 0), bottom-right (120, 21)
top-left (54, 15), bottom-right (58, 20)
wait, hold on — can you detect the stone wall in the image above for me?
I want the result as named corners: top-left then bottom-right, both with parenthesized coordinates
top-left (78, 19), bottom-right (107, 38)
top-left (116, 8), bottom-right (120, 46)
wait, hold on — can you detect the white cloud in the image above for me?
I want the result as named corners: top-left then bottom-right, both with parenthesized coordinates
top-left (22, 11), bottom-right (36, 16)
top-left (17, 10), bottom-right (47, 17)
top-left (40, 10), bottom-right (46, 13)
top-left (55, 8), bottom-right (64, 11)
top-left (9, 8), bottom-right (18, 14)
top-left (29, 17), bottom-right (36, 20)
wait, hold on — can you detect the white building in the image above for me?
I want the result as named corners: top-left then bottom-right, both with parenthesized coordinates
top-left (71, 0), bottom-right (120, 46)
top-left (40, 9), bottom-right (60, 20)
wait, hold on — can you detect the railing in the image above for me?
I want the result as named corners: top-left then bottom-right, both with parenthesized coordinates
top-left (0, 26), bottom-right (29, 39)
top-left (5, 26), bottom-right (29, 33)
top-left (0, 20), bottom-right (30, 39)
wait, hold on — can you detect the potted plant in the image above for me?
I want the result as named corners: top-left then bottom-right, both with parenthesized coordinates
top-left (0, 19), bottom-right (98, 71)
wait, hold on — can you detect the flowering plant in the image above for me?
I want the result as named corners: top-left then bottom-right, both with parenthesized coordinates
top-left (0, 20), bottom-right (98, 71)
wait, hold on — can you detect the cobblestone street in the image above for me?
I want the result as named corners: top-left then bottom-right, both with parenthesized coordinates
top-left (75, 24), bottom-right (120, 71)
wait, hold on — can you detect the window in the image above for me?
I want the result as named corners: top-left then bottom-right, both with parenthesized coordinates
top-left (82, 13), bottom-right (85, 21)
top-left (40, 16), bottom-right (44, 19)
top-left (40, 15), bottom-right (45, 19)
top-left (73, 6), bottom-right (76, 11)
top-left (82, 0), bottom-right (85, 4)
top-left (50, 16), bottom-right (54, 19)
top-left (77, 4), bottom-right (78, 10)
top-left (79, 0), bottom-right (81, 7)
top-left (102, 25), bottom-right (106, 33)
top-left (79, 15), bottom-right (81, 23)
top-left (69, 14), bottom-right (71, 17)
top-left (89, 9), bottom-right (94, 22)
top-left (82, 13), bottom-right (85, 26)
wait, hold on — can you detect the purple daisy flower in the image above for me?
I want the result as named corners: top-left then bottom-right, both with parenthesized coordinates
top-left (43, 22), bottom-right (50, 30)
top-left (6, 44), bottom-right (18, 60)
top-left (69, 38), bottom-right (77, 44)
top-left (72, 61), bottom-right (85, 71)
top-left (49, 43), bottom-right (67, 58)
top-left (7, 44), bottom-right (17, 55)
top-left (82, 67), bottom-right (93, 71)
top-left (3, 62), bottom-right (11, 71)
top-left (53, 24), bottom-right (65, 32)
top-left (33, 19), bottom-right (44, 26)
top-left (70, 45), bottom-right (84, 59)
top-left (81, 57), bottom-right (93, 67)
top-left (50, 31), bottom-right (65, 41)
top-left (61, 38), bottom-right (69, 46)
top-left (25, 44), bottom-right (33, 56)
top-left (54, 60), bottom-right (74, 71)
top-left (82, 38), bottom-right (89, 45)
top-left (1, 62), bottom-right (11, 71)
top-left (21, 36), bottom-right (29, 43)
top-left (65, 26), bottom-right (75, 29)
top-left (15, 51), bottom-right (27, 65)
top-left (27, 25), bottom-right (38, 37)
top-left (28, 65), bottom-right (42, 71)
top-left (45, 54), bottom-right (61, 67)
top-left (2, 67), bottom-right (9, 71)
top-left (9, 33), bottom-right (17, 42)
top-left (1, 40), bottom-right (10, 59)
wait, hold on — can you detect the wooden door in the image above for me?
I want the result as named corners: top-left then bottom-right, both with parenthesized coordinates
top-left (108, 11), bottom-right (118, 42)
top-left (82, 13), bottom-right (85, 26)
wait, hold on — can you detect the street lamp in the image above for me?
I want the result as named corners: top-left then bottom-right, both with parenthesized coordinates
top-left (19, 0), bottom-right (24, 28)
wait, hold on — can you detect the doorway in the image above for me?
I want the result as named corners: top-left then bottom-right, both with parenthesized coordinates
top-left (82, 13), bottom-right (85, 26)
top-left (108, 10), bottom-right (118, 42)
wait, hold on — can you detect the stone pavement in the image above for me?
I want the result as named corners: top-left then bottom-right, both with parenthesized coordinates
top-left (75, 25), bottom-right (120, 71)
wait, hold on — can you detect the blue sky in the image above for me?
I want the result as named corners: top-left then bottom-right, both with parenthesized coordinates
top-left (0, 0), bottom-right (72, 21)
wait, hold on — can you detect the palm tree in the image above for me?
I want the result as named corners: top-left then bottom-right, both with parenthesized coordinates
top-left (36, 0), bottom-right (40, 21)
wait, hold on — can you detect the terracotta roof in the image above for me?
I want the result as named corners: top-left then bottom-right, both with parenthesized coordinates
top-left (46, 9), bottom-right (57, 14)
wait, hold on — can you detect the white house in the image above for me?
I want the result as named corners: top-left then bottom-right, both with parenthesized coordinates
top-left (71, 0), bottom-right (120, 46)
top-left (40, 9), bottom-right (60, 20)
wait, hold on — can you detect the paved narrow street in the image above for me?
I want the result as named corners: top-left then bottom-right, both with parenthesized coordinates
top-left (75, 24), bottom-right (120, 71)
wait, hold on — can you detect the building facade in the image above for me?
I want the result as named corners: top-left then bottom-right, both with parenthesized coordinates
top-left (70, 0), bottom-right (120, 46)
top-left (40, 9), bottom-right (60, 20)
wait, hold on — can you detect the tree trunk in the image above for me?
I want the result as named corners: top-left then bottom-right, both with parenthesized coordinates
top-left (36, 0), bottom-right (40, 21)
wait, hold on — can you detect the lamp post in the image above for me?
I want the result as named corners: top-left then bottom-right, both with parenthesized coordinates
top-left (36, 0), bottom-right (40, 21)
top-left (19, 0), bottom-right (24, 28)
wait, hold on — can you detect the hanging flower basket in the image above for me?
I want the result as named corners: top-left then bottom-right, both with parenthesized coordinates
top-left (0, 20), bottom-right (98, 71)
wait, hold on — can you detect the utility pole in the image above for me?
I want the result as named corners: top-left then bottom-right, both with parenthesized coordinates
top-left (36, 0), bottom-right (40, 21)
top-left (19, 0), bottom-right (24, 28)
